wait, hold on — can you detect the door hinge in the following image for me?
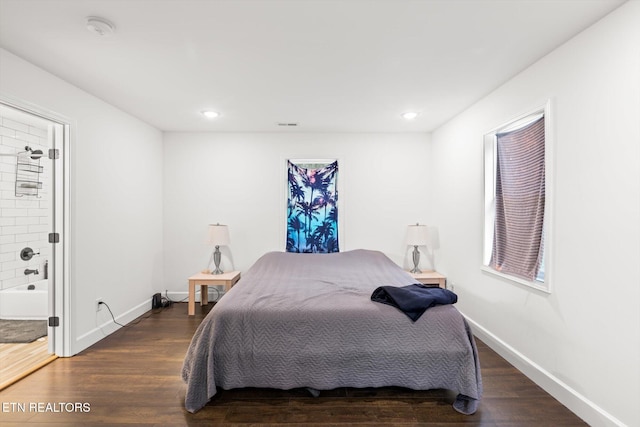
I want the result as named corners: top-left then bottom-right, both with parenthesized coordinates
top-left (49, 233), bottom-right (60, 243)
top-left (48, 316), bottom-right (60, 327)
top-left (49, 149), bottom-right (59, 159)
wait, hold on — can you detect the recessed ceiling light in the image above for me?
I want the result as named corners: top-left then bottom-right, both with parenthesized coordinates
top-left (401, 112), bottom-right (420, 120)
top-left (202, 111), bottom-right (220, 119)
top-left (86, 16), bottom-right (116, 37)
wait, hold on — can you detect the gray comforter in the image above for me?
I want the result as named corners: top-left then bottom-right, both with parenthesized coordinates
top-left (182, 249), bottom-right (482, 414)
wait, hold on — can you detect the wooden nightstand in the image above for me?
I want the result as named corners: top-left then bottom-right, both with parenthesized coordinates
top-left (409, 270), bottom-right (446, 288)
top-left (187, 271), bottom-right (241, 316)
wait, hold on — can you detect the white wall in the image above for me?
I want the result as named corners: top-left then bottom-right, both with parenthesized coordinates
top-left (430, 3), bottom-right (639, 427)
top-left (0, 48), bottom-right (164, 354)
top-left (163, 132), bottom-right (431, 293)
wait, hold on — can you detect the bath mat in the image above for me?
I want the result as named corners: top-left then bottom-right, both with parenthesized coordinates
top-left (0, 319), bottom-right (47, 343)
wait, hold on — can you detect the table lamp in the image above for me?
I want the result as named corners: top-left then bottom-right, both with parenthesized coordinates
top-left (406, 223), bottom-right (428, 273)
top-left (208, 223), bottom-right (230, 274)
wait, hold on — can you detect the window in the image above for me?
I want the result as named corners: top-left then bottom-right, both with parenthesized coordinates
top-left (483, 102), bottom-right (552, 292)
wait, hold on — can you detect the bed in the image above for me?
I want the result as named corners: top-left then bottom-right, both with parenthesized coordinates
top-left (182, 249), bottom-right (482, 414)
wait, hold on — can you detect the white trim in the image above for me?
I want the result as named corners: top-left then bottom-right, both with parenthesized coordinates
top-left (74, 299), bottom-right (150, 352)
top-left (482, 133), bottom-right (496, 266)
top-left (0, 93), bottom-right (72, 127)
top-left (59, 122), bottom-right (71, 357)
top-left (542, 99), bottom-right (556, 294)
top-left (497, 111), bottom-right (544, 133)
top-left (463, 313), bottom-right (627, 427)
top-left (480, 265), bottom-right (550, 294)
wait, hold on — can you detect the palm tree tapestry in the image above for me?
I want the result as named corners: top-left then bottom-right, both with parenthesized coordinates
top-left (287, 160), bottom-right (339, 253)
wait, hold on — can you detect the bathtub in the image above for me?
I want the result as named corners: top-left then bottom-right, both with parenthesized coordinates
top-left (0, 280), bottom-right (48, 320)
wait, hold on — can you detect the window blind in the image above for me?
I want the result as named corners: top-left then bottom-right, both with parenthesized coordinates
top-left (489, 116), bottom-right (545, 281)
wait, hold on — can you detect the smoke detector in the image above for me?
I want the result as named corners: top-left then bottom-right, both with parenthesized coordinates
top-left (86, 17), bottom-right (116, 37)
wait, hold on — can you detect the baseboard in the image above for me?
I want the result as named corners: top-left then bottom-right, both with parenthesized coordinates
top-left (73, 299), bottom-right (151, 355)
top-left (463, 313), bottom-right (626, 427)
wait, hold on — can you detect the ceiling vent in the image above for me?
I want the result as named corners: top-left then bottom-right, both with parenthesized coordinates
top-left (277, 123), bottom-right (299, 127)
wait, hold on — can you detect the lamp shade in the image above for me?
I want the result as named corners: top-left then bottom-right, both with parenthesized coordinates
top-left (406, 224), bottom-right (428, 246)
top-left (208, 224), bottom-right (230, 246)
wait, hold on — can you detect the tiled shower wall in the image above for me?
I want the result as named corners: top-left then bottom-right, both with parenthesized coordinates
top-left (0, 110), bottom-right (50, 291)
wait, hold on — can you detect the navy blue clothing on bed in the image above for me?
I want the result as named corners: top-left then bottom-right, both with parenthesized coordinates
top-left (371, 284), bottom-right (458, 321)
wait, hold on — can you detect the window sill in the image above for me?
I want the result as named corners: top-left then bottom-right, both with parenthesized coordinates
top-left (480, 265), bottom-right (550, 294)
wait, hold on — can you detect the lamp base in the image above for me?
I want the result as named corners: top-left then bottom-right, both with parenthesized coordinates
top-left (410, 245), bottom-right (421, 274)
top-left (212, 246), bottom-right (224, 275)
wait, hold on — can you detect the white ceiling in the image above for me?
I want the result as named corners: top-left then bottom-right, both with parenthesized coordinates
top-left (0, 0), bottom-right (625, 133)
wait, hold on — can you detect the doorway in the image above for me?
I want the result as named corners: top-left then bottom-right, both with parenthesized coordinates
top-left (0, 99), bottom-right (69, 388)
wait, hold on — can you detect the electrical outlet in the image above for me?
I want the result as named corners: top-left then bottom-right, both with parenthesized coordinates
top-left (96, 298), bottom-right (103, 312)
top-left (448, 282), bottom-right (455, 291)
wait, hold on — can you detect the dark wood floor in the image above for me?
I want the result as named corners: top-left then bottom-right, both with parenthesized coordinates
top-left (0, 302), bottom-right (587, 426)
